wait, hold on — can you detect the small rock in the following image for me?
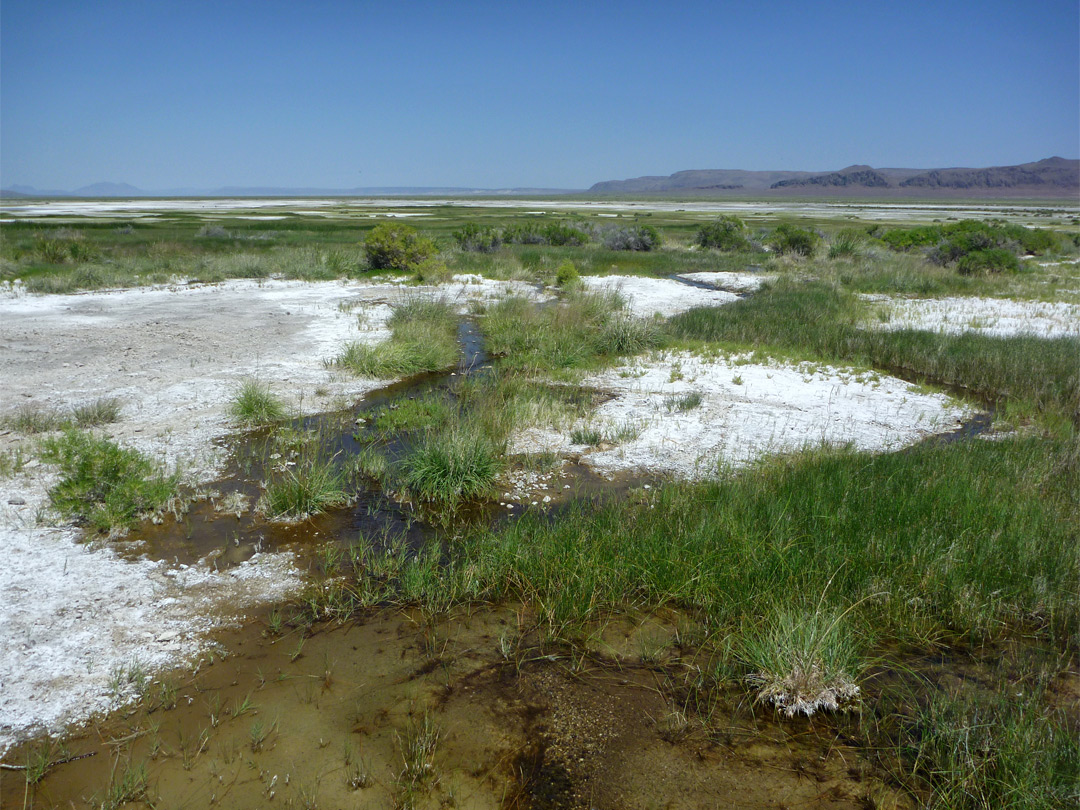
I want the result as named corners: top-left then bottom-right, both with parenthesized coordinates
top-left (8, 498), bottom-right (26, 505)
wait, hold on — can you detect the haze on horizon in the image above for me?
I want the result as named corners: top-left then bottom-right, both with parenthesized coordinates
top-left (2, 0), bottom-right (1077, 192)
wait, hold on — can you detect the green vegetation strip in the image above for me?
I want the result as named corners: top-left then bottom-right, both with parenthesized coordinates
top-left (669, 280), bottom-right (1080, 422)
top-left (337, 297), bottom-right (460, 378)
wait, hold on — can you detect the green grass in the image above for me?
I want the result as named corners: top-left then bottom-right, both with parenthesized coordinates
top-left (337, 297), bottom-right (459, 378)
top-left (229, 379), bottom-right (287, 426)
top-left (361, 435), bottom-right (1079, 646)
top-left (905, 685), bottom-right (1079, 810)
top-left (38, 430), bottom-right (178, 534)
top-left (372, 395), bottom-right (453, 434)
top-left (399, 422), bottom-right (503, 507)
top-left (259, 454), bottom-right (349, 520)
top-left (480, 287), bottom-right (661, 377)
top-left (669, 279), bottom-right (1080, 423)
top-left (3, 397), bottom-right (123, 434)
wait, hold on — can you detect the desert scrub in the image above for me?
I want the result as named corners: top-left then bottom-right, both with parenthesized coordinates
top-left (362, 222), bottom-right (436, 272)
top-left (767, 223), bottom-right (820, 256)
top-left (38, 430), bottom-right (178, 534)
top-left (259, 454), bottom-right (349, 520)
top-left (695, 215), bottom-right (751, 252)
top-left (337, 297), bottom-right (459, 378)
top-left (229, 379), bottom-right (287, 426)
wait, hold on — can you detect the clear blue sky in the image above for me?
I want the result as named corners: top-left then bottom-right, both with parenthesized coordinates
top-left (2, 0), bottom-right (1077, 190)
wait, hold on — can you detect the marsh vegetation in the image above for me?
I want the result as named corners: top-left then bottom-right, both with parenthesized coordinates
top-left (2, 199), bottom-right (1077, 809)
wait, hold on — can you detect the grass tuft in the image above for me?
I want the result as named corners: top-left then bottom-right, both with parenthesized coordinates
top-left (259, 454), bottom-right (350, 520)
top-left (38, 430), bottom-right (178, 534)
top-left (229, 379), bottom-right (287, 426)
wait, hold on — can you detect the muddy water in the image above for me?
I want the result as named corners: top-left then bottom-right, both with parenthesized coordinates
top-left (5, 606), bottom-right (907, 810)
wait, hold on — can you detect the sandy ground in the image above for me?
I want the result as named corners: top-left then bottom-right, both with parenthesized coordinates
top-left (861, 294), bottom-right (1080, 338)
top-left (0, 274), bottom-right (543, 753)
top-left (511, 351), bottom-right (972, 479)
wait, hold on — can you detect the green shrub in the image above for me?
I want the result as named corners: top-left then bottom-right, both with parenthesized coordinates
top-left (767, 223), bottom-right (819, 256)
top-left (695, 216), bottom-right (749, 251)
top-left (363, 223), bottom-right (436, 272)
top-left (602, 224), bottom-right (661, 251)
top-left (452, 223), bottom-right (501, 253)
top-left (957, 248), bottom-right (1020, 275)
top-left (38, 430), bottom-right (178, 533)
top-left (555, 261), bottom-right (579, 287)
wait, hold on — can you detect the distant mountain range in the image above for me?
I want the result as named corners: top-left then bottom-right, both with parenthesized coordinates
top-left (589, 157), bottom-right (1079, 198)
top-left (3, 158), bottom-right (1077, 200)
top-left (0, 183), bottom-right (579, 199)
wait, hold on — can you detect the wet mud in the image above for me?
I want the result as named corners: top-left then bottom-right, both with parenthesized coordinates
top-left (3, 607), bottom-right (911, 810)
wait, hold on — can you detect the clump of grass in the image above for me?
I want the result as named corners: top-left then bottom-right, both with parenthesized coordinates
top-left (229, 379), bottom-right (287, 426)
top-left (5, 403), bottom-right (67, 434)
top-left (38, 430), bottom-right (178, 534)
top-left (96, 759), bottom-right (149, 810)
top-left (259, 454), bottom-right (350, 520)
top-left (827, 228), bottom-right (864, 259)
top-left (737, 605), bottom-right (862, 716)
top-left (907, 686), bottom-right (1079, 810)
top-left (0, 447), bottom-right (27, 478)
top-left (72, 397), bottom-right (122, 428)
top-left (337, 297), bottom-right (459, 378)
top-left (4, 398), bottom-right (122, 434)
top-left (395, 713), bottom-right (441, 802)
top-left (482, 288), bottom-right (659, 376)
top-left (570, 425), bottom-right (603, 446)
top-left (665, 391), bottom-right (703, 412)
top-left (400, 423), bottom-right (502, 506)
top-left (372, 395), bottom-right (453, 434)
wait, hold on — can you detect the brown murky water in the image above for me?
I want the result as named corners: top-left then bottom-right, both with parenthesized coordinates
top-left (4, 605), bottom-right (910, 810)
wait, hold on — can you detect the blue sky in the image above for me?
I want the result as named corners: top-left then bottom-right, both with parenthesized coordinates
top-left (2, 0), bottom-right (1077, 190)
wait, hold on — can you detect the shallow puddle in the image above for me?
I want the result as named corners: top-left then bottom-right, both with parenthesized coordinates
top-left (4, 605), bottom-right (910, 810)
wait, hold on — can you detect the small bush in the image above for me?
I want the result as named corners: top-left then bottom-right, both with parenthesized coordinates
top-left (827, 228), bottom-right (863, 259)
top-left (957, 248), bottom-right (1020, 275)
top-left (695, 216), bottom-right (749, 251)
top-left (541, 222), bottom-right (589, 247)
top-left (452, 223), bottom-right (501, 253)
top-left (38, 430), bottom-right (178, 533)
top-left (363, 223), bottom-right (436, 272)
top-left (229, 379), bottom-right (287, 426)
top-left (195, 224), bottom-right (230, 238)
top-left (412, 257), bottom-right (453, 284)
top-left (555, 261), bottom-right (579, 287)
top-left (602, 224), bottom-right (662, 251)
top-left (768, 223), bottom-right (820, 256)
